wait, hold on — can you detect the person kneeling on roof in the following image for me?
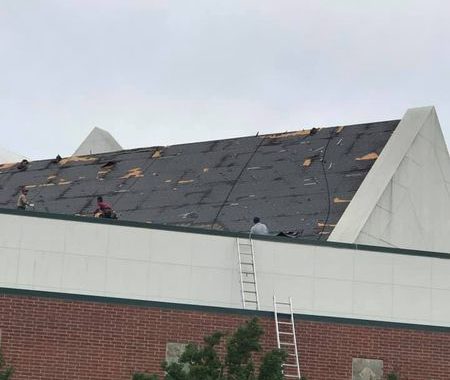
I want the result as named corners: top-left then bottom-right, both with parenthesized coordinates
top-left (94, 196), bottom-right (117, 219)
top-left (250, 216), bottom-right (269, 235)
top-left (17, 187), bottom-right (34, 210)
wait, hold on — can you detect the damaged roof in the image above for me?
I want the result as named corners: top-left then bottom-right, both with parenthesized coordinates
top-left (0, 120), bottom-right (399, 239)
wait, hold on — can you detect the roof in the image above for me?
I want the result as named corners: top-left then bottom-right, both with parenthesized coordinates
top-left (0, 120), bottom-right (399, 239)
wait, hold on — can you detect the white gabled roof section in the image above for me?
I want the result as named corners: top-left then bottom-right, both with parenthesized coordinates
top-left (0, 145), bottom-right (26, 164)
top-left (73, 127), bottom-right (122, 156)
top-left (329, 106), bottom-right (450, 253)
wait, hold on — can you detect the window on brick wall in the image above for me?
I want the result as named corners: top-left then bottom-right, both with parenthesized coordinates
top-left (165, 342), bottom-right (187, 365)
top-left (352, 358), bottom-right (383, 380)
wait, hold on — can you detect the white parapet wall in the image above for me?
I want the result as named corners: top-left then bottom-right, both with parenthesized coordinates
top-left (0, 211), bottom-right (449, 327)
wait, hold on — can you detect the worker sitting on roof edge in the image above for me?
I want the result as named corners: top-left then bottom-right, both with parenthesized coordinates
top-left (94, 196), bottom-right (117, 219)
top-left (250, 216), bottom-right (269, 236)
top-left (17, 187), bottom-right (33, 210)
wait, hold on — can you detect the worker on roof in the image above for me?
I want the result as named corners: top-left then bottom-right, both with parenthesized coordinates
top-left (94, 196), bottom-right (117, 219)
top-left (250, 217), bottom-right (269, 236)
top-left (17, 187), bottom-right (33, 210)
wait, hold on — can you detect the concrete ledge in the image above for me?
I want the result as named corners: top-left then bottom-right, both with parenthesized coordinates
top-left (1, 286), bottom-right (449, 333)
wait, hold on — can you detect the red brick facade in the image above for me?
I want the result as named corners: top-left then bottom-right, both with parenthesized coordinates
top-left (0, 291), bottom-right (449, 380)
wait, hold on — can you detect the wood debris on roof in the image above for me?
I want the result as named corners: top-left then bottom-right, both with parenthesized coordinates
top-left (356, 152), bottom-right (379, 161)
top-left (303, 158), bottom-right (312, 167)
top-left (0, 163), bottom-right (18, 171)
top-left (333, 197), bottom-right (352, 204)
top-left (97, 161), bottom-right (116, 180)
top-left (58, 156), bottom-right (98, 166)
top-left (264, 129), bottom-right (315, 139)
top-left (152, 149), bottom-right (163, 158)
top-left (121, 167), bottom-right (144, 179)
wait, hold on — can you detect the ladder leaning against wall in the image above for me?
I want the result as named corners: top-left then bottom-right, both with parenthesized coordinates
top-left (273, 296), bottom-right (301, 379)
top-left (236, 236), bottom-right (260, 310)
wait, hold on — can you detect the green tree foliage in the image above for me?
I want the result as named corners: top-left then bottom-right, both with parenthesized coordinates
top-left (164, 331), bottom-right (225, 380)
top-left (132, 374), bottom-right (159, 380)
top-left (225, 318), bottom-right (263, 380)
top-left (257, 349), bottom-right (287, 380)
top-left (133, 318), bottom-right (287, 380)
top-left (387, 373), bottom-right (399, 380)
top-left (0, 348), bottom-right (13, 380)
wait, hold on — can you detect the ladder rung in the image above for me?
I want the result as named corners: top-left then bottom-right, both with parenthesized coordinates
top-left (284, 375), bottom-right (299, 378)
top-left (239, 242), bottom-right (252, 245)
top-left (241, 262), bottom-right (254, 265)
top-left (244, 290), bottom-right (257, 293)
top-left (280, 342), bottom-right (295, 346)
top-left (283, 364), bottom-right (297, 367)
top-left (245, 300), bottom-right (258, 303)
top-left (242, 271), bottom-right (255, 275)
top-left (279, 332), bottom-right (294, 335)
top-left (276, 301), bottom-right (291, 306)
top-left (277, 321), bottom-right (292, 325)
top-left (242, 281), bottom-right (256, 285)
top-left (240, 252), bottom-right (252, 256)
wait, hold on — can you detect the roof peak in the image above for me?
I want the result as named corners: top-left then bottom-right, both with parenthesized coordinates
top-left (73, 127), bottom-right (122, 156)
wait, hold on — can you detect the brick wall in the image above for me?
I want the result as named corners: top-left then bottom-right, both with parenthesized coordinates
top-left (0, 292), bottom-right (448, 380)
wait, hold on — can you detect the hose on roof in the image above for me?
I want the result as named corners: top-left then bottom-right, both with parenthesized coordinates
top-left (211, 137), bottom-right (266, 230)
top-left (317, 130), bottom-right (334, 240)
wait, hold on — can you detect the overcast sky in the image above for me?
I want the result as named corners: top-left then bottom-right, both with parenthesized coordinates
top-left (1, 0), bottom-right (449, 160)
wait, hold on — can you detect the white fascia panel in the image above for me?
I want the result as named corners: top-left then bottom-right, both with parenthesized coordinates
top-left (328, 106), bottom-right (435, 244)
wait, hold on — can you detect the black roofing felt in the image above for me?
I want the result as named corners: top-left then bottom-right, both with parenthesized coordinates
top-left (0, 120), bottom-right (399, 239)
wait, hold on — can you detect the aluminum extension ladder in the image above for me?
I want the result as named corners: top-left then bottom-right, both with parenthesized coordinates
top-left (273, 296), bottom-right (301, 379)
top-left (236, 237), bottom-right (260, 310)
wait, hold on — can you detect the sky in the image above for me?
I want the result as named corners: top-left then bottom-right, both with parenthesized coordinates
top-left (1, 0), bottom-right (449, 160)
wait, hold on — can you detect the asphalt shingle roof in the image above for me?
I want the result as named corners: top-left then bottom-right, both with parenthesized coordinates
top-left (0, 120), bottom-right (399, 239)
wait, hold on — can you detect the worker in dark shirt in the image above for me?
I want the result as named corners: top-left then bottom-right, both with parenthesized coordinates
top-left (94, 196), bottom-right (114, 218)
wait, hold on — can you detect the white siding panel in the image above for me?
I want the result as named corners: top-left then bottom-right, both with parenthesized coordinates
top-left (314, 248), bottom-right (354, 280)
top-left (314, 278), bottom-right (353, 315)
top-left (106, 258), bottom-right (148, 297)
top-left (353, 282), bottom-right (392, 317)
top-left (0, 247), bottom-right (19, 284)
top-left (65, 222), bottom-right (109, 257)
top-left (0, 212), bottom-right (448, 327)
top-left (61, 254), bottom-right (106, 292)
top-left (392, 286), bottom-right (432, 322)
top-left (0, 215), bottom-right (22, 249)
top-left (20, 218), bottom-right (66, 253)
top-left (354, 252), bottom-right (393, 284)
top-left (107, 226), bottom-right (151, 261)
top-left (393, 255), bottom-right (432, 288)
top-left (432, 288), bottom-right (450, 323)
